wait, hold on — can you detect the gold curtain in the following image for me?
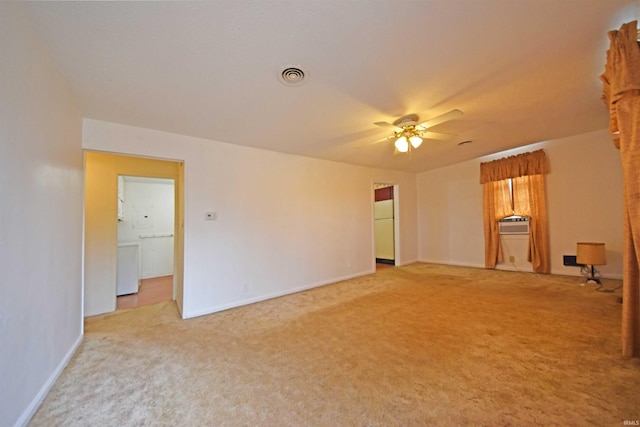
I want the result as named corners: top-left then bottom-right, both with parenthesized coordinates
top-left (480, 150), bottom-right (550, 273)
top-left (513, 175), bottom-right (550, 273)
top-left (601, 21), bottom-right (640, 358)
top-left (483, 179), bottom-right (512, 268)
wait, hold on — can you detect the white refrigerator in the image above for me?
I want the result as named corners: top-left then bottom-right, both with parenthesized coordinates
top-left (374, 199), bottom-right (395, 262)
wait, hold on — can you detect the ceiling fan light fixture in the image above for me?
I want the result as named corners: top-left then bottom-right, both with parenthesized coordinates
top-left (375, 109), bottom-right (463, 156)
top-left (409, 135), bottom-right (423, 149)
top-left (395, 136), bottom-right (409, 153)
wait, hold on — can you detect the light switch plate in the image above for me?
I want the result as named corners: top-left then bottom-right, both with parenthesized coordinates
top-left (205, 212), bottom-right (217, 221)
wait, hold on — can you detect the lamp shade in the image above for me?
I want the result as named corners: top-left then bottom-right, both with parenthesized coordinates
top-left (576, 242), bottom-right (606, 265)
top-left (395, 136), bottom-right (409, 152)
top-left (409, 135), bottom-right (423, 148)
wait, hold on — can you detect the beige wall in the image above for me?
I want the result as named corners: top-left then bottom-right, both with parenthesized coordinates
top-left (0, 3), bottom-right (84, 426)
top-left (417, 129), bottom-right (624, 278)
top-left (84, 152), bottom-right (183, 316)
top-left (83, 119), bottom-right (419, 319)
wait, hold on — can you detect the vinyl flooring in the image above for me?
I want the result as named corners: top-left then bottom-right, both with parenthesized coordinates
top-left (116, 275), bottom-right (173, 310)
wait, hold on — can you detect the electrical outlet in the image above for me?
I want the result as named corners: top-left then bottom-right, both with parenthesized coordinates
top-left (509, 255), bottom-right (515, 263)
top-left (243, 283), bottom-right (249, 293)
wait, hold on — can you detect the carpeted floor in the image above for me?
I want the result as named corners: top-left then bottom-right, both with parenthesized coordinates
top-left (30, 263), bottom-right (640, 426)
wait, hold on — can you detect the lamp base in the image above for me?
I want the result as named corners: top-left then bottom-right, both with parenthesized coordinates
top-left (585, 264), bottom-right (601, 285)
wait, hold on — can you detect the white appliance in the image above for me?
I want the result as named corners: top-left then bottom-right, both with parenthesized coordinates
top-left (117, 243), bottom-right (139, 296)
top-left (374, 199), bottom-right (395, 261)
top-left (499, 217), bottom-right (530, 235)
top-left (140, 234), bottom-right (174, 279)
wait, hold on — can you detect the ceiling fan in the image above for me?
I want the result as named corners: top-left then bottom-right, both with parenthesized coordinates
top-left (374, 109), bottom-right (463, 154)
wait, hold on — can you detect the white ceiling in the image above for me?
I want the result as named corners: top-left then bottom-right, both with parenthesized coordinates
top-left (25, 0), bottom-right (639, 173)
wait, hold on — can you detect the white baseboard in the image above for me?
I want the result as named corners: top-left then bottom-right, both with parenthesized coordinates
top-left (14, 334), bottom-right (83, 427)
top-left (496, 264), bottom-right (533, 273)
top-left (179, 260), bottom-right (624, 320)
top-left (175, 297), bottom-right (184, 319)
top-left (418, 258), bottom-right (486, 269)
top-left (396, 258), bottom-right (419, 266)
top-left (183, 270), bottom-right (374, 319)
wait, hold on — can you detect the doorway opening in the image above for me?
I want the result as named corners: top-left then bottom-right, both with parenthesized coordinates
top-left (374, 183), bottom-right (398, 269)
top-left (84, 151), bottom-right (184, 318)
top-left (116, 176), bottom-right (175, 310)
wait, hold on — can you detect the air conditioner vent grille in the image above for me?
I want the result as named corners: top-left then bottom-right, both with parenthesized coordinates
top-left (499, 217), bottom-right (530, 235)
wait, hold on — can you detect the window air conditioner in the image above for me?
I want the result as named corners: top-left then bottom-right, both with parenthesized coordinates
top-left (499, 217), bottom-right (530, 235)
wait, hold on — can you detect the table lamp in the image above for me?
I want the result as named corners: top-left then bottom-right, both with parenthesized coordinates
top-left (576, 242), bottom-right (606, 284)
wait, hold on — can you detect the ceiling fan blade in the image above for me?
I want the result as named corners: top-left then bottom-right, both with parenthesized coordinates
top-left (353, 134), bottom-right (393, 150)
top-left (374, 121), bottom-right (403, 132)
top-left (420, 131), bottom-right (457, 141)
top-left (371, 135), bottom-right (395, 144)
top-left (416, 109), bottom-right (463, 130)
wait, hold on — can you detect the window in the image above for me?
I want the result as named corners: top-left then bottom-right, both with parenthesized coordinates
top-left (480, 150), bottom-right (550, 273)
top-left (501, 178), bottom-right (528, 221)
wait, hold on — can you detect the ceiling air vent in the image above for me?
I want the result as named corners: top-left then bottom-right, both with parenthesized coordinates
top-left (278, 66), bottom-right (308, 86)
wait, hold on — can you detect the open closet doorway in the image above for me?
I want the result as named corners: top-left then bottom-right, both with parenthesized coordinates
top-left (116, 176), bottom-right (175, 310)
top-left (374, 183), bottom-right (398, 269)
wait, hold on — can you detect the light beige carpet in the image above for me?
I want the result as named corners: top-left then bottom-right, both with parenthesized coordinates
top-left (30, 263), bottom-right (640, 426)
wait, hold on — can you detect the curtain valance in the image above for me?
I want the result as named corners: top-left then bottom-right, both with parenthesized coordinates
top-left (479, 149), bottom-right (549, 184)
